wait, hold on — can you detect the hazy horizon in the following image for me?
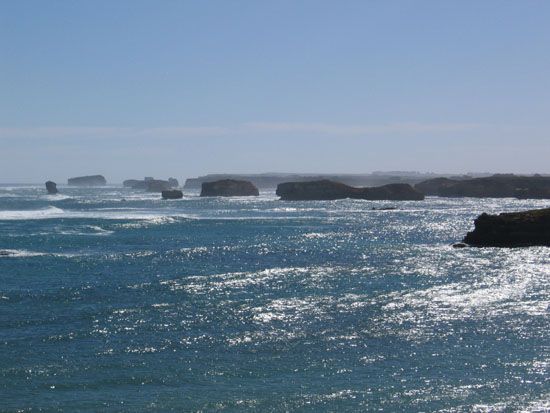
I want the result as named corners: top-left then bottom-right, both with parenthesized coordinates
top-left (2, 1), bottom-right (549, 182)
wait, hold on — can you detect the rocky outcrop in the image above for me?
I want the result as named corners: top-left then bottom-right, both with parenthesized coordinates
top-left (276, 180), bottom-right (424, 201)
top-left (463, 208), bottom-right (550, 247)
top-left (415, 175), bottom-right (550, 199)
top-left (45, 181), bottom-right (58, 194)
top-left (123, 177), bottom-right (179, 192)
top-left (67, 175), bottom-right (107, 186)
top-left (200, 179), bottom-right (259, 197)
top-left (161, 190), bottom-right (183, 199)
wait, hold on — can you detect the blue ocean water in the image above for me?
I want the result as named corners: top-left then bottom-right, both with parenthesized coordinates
top-left (0, 185), bottom-right (548, 412)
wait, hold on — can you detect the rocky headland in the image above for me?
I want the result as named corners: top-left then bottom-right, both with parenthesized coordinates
top-left (45, 181), bottom-right (58, 194)
top-left (276, 180), bottom-right (424, 201)
top-left (200, 179), bottom-right (259, 197)
top-left (67, 175), bottom-right (107, 186)
top-left (462, 208), bottom-right (550, 247)
top-left (415, 175), bottom-right (550, 199)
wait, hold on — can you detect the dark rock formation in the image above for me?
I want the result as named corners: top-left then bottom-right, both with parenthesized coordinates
top-left (276, 180), bottom-right (424, 201)
top-left (463, 208), bottom-right (550, 247)
top-left (67, 175), bottom-right (107, 186)
top-left (161, 190), bottom-right (183, 199)
top-left (415, 175), bottom-right (550, 199)
top-left (200, 179), bottom-right (259, 197)
top-left (168, 177), bottom-right (179, 187)
top-left (45, 181), bottom-right (58, 194)
top-left (452, 243), bottom-right (468, 248)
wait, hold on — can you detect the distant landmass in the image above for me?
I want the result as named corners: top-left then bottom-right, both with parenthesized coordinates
top-left (415, 174), bottom-right (550, 199)
top-left (123, 177), bottom-right (179, 192)
top-left (184, 172), bottom-right (465, 190)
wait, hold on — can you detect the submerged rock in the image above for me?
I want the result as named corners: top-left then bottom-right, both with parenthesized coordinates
top-left (276, 180), bottom-right (424, 201)
top-left (67, 175), bottom-right (107, 186)
top-left (463, 208), bottom-right (550, 247)
top-left (415, 175), bottom-right (550, 199)
top-left (162, 190), bottom-right (183, 199)
top-left (45, 181), bottom-right (58, 194)
top-left (200, 179), bottom-right (259, 197)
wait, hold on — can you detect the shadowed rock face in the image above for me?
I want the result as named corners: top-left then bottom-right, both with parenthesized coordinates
top-left (200, 180), bottom-right (259, 197)
top-left (276, 180), bottom-right (424, 201)
top-left (463, 208), bottom-right (550, 247)
top-left (161, 190), bottom-right (183, 199)
top-left (67, 175), bottom-right (107, 186)
top-left (45, 181), bottom-right (57, 194)
top-left (415, 175), bottom-right (550, 199)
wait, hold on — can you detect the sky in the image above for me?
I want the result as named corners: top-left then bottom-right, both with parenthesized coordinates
top-left (1, 1), bottom-right (549, 183)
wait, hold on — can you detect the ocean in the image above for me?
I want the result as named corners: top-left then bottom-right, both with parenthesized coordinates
top-left (0, 185), bottom-right (548, 412)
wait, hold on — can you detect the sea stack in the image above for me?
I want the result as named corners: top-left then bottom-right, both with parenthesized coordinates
top-left (67, 175), bottom-right (107, 186)
top-left (45, 181), bottom-right (58, 194)
top-left (276, 180), bottom-right (424, 201)
top-left (200, 179), bottom-right (259, 197)
top-left (161, 190), bottom-right (183, 199)
top-left (462, 208), bottom-right (550, 247)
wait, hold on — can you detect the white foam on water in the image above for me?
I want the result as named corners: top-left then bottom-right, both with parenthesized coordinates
top-left (0, 206), bottom-right (65, 220)
top-left (42, 194), bottom-right (73, 201)
top-left (0, 249), bottom-right (46, 258)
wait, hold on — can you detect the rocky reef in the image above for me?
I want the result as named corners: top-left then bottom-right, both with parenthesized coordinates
top-left (276, 180), bottom-right (424, 201)
top-left (67, 175), bottom-right (107, 186)
top-left (123, 177), bottom-right (179, 192)
top-left (161, 190), bottom-right (183, 199)
top-left (200, 179), bottom-right (259, 197)
top-left (45, 181), bottom-right (58, 194)
top-left (463, 208), bottom-right (550, 247)
top-left (415, 175), bottom-right (550, 199)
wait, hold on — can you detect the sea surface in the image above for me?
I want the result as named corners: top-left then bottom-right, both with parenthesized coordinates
top-left (0, 185), bottom-right (548, 412)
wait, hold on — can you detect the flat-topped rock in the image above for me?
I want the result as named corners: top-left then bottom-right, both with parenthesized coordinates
top-left (161, 190), bottom-right (183, 199)
top-left (276, 180), bottom-right (424, 201)
top-left (68, 175), bottom-right (107, 186)
top-left (463, 208), bottom-right (550, 247)
top-left (45, 181), bottom-right (58, 194)
top-left (415, 175), bottom-right (550, 199)
top-left (200, 179), bottom-right (259, 197)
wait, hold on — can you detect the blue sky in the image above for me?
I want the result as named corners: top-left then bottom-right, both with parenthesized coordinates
top-left (1, 1), bottom-right (549, 182)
